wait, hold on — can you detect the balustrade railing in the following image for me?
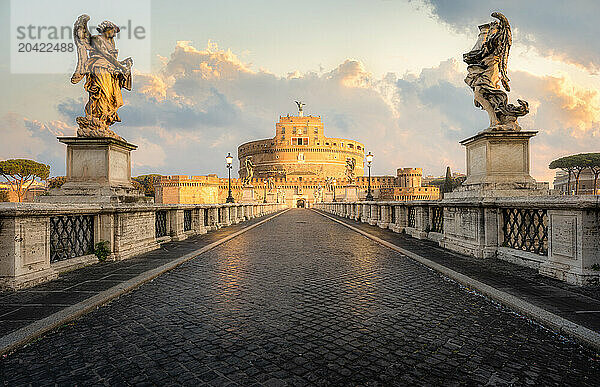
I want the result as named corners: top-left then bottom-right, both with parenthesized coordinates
top-left (501, 208), bottom-right (548, 256)
top-left (204, 208), bottom-right (210, 226)
top-left (314, 199), bottom-right (598, 286)
top-left (431, 207), bottom-right (443, 233)
top-left (50, 215), bottom-right (94, 263)
top-left (184, 210), bottom-right (192, 231)
top-left (155, 210), bottom-right (168, 238)
top-left (408, 207), bottom-right (416, 228)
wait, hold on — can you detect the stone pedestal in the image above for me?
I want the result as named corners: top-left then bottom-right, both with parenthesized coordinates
top-left (39, 137), bottom-right (148, 204)
top-left (446, 131), bottom-right (549, 198)
top-left (241, 185), bottom-right (256, 203)
top-left (343, 185), bottom-right (359, 202)
top-left (539, 209), bottom-right (600, 285)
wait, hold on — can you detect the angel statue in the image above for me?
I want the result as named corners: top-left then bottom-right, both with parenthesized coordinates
top-left (71, 14), bottom-right (133, 140)
top-left (314, 184), bottom-right (323, 202)
top-left (267, 177), bottom-right (275, 192)
top-left (463, 12), bottom-right (528, 131)
top-left (345, 158), bottom-right (356, 184)
top-left (325, 177), bottom-right (334, 192)
top-left (294, 101), bottom-right (305, 115)
top-left (243, 157), bottom-right (255, 186)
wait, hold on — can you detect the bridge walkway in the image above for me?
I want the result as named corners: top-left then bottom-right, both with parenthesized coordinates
top-left (0, 209), bottom-right (598, 385)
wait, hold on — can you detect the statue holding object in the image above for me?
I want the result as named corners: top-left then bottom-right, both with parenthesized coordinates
top-left (71, 14), bottom-right (133, 140)
top-left (463, 12), bottom-right (528, 131)
top-left (243, 157), bottom-right (255, 186)
top-left (345, 158), bottom-right (356, 185)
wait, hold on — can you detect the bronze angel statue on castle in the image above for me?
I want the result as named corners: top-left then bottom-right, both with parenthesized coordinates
top-left (463, 12), bottom-right (528, 131)
top-left (71, 15), bottom-right (133, 140)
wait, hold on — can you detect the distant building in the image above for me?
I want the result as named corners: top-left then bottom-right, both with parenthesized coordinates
top-left (155, 107), bottom-right (440, 207)
top-left (237, 114), bottom-right (365, 181)
top-left (0, 181), bottom-right (47, 202)
top-left (553, 169), bottom-right (599, 195)
top-left (378, 168), bottom-right (440, 201)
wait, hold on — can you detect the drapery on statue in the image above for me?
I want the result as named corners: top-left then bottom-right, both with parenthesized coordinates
top-left (71, 14), bottom-right (133, 140)
top-left (243, 157), bottom-right (254, 186)
top-left (463, 12), bottom-right (528, 131)
top-left (345, 158), bottom-right (356, 184)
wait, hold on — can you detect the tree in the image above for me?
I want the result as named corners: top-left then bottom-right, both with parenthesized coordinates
top-left (48, 176), bottom-right (67, 189)
top-left (549, 153), bottom-right (598, 195)
top-left (442, 166), bottom-right (453, 195)
top-left (132, 174), bottom-right (162, 197)
top-left (0, 159), bottom-right (50, 202)
top-left (588, 154), bottom-right (600, 195)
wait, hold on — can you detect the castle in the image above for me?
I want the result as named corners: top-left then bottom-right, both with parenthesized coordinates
top-left (155, 105), bottom-right (439, 207)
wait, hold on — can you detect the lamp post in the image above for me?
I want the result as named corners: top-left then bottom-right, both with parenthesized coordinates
top-left (263, 181), bottom-right (267, 203)
top-left (225, 153), bottom-right (234, 203)
top-left (365, 152), bottom-right (374, 201)
top-left (332, 179), bottom-right (337, 202)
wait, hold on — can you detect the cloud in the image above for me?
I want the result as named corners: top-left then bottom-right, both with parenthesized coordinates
top-left (130, 137), bottom-right (167, 168)
top-left (420, 0), bottom-right (600, 72)
top-left (0, 113), bottom-right (67, 176)
top-left (6, 40), bottom-right (599, 186)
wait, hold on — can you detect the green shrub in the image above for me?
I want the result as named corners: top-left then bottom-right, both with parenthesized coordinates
top-left (94, 241), bottom-right (111, 262)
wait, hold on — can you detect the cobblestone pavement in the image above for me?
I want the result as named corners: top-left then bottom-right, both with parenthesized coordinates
top-left (0, 212), bottom-right (280, 338)
top-left (1, 209), bottom-right (599, 385)
top-left (317, 210), bottom-right (600, 333)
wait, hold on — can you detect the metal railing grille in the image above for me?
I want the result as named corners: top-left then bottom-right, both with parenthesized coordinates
top-left (204, 208), bottom-right (209, 226)
top-left (184, 210), bottom-right (192, 231)
top-left (431, 207), bottom-right (444, 233)
top-left (502, 208), bottom-right (548, 256)
top-left (50, 215), bottom-right (94, 263)
top-left (408, 207), bottom-right (416, 228)
top-left (155, 211), bottom-right (167, 238)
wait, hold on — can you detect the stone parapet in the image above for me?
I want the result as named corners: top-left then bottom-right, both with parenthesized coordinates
top-left (315, 196), bottom-right (600, 286)
top-left (0, 202), bottom-right (287, 290)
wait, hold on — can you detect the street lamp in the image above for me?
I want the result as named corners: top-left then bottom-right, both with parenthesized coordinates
top-left (225, 153), bottom-right (234, 203)
top-left (365, 152), bottom-right (374, 201)
top-left (263, 179), bottom-right (268, 203)
top-left (332, 179), bottom-right (337, 202)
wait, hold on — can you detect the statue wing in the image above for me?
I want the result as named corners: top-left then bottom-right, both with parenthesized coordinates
top-left (492, 12), bottom-right (512, 92)
top-left (71, 14), bottom-right (92, 84)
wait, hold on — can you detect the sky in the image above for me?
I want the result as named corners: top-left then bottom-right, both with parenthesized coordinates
top-left (1, 0), bottom-right (599, 184)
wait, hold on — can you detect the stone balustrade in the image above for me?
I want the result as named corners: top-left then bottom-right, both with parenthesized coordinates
top-left (315, 197), bottom-right (600, 286)
top-left (0, 202), bottom-right (286, 290)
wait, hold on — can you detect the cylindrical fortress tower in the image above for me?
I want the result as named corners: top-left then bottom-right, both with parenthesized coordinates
top-left (238, 113), bottom-right (365, 180)
top-left (397, 168), bottom-right (422, 188)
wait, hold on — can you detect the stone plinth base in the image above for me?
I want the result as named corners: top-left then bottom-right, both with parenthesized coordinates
top-left (446, 131), bottom-right (550, 198)
top-left (538, 209), bottom-right (600, 286)
top-left (343, 185), bottom-right (359, 202)
top-left (38, 137), bottom-right (148, 204)
top-left (241, 186), bottom-right (256, 203)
